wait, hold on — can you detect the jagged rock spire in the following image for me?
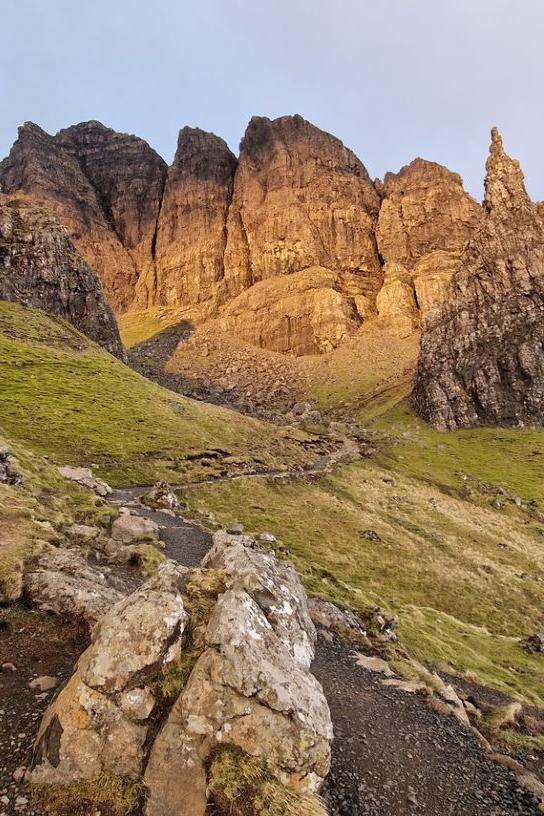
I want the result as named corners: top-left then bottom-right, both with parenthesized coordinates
top-left (484, 127), bottom-right (530, 213)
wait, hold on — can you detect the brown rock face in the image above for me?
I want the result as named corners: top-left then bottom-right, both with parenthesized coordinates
top-left (414, 129), bottom-right (544, 429)
top-left (1, 116), bottom-right (487, 357)
top-left (223, 115), bottom-right (382, 304)
top-left (55, 121), bottom-right (167, 302)
top-left (0, 121), bottom-right (166, 312)
top-left (140, 128), bottom-right (237, 310)
top-left (375, 159), bottom-right (481, 332)
top-left (377, 158), bottom-right (481, 268)
top-left (0, 194), bottom-right (124, 357)
top-left (216, 266), bottom-right (362, 355)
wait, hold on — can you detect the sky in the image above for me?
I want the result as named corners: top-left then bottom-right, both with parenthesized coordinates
top-left (1, 0), bottom-right (543, 199)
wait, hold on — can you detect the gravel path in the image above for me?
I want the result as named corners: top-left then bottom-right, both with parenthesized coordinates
top-left (313, 637), bottom-right (541, 816)
top-left (110, 488), bottom-right (213, 567)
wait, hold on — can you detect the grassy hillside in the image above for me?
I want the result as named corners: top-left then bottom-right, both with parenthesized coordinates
top-left (183, 406), bottom-right (544, 704)
top-left (0, 302), bottom-right (312, 486)
top-left (0, 434), bottom-right (116, 601)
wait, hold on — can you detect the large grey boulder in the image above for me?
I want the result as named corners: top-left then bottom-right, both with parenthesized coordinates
top-left (202, 530), bottom-right (316, 669)
top-left (28, 533), bottom-right (332, 816)
top-left (57, 466), bottom-right (112, 497)
top-left (110, 510), bottom-right (159, 544)
top-left (24, 546), bottom-right (124, 625)
top-left (144, 534), bottom-right (332, 816)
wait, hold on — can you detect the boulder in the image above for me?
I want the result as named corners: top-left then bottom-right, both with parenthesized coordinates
top-left (0, 445), bottom-right (23, 485)
top-left (58, 466), bottom-right (112, 497)
top-left (66, 524), bottom-right (101, 543)
top-left (29, 562), bottom-right (189, 784)
top-left (202, 530), bottom-right (316, 668)
top-left (110, 511), bottom-right (159, 544)
top-left (144, 587), bottom-right (332, 816)
top-left (24, 546), bottom-right (124, 625)
top-left (28, 534), bottom-right (332, 815)
top-left (140, 481), bottom-right (178, 511)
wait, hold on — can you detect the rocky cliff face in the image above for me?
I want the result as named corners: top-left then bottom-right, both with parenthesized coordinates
top-left (0, 121), bottom-right (166, 312)
top-left (139, 127), bottom-right (237, 311)
top-left (0, 194), bottom-right (124, 357)
top-left (1, 116), bottom-right (485, 356)
top-left (223, 115), bottom-right (382, 297)
top-left (55, 121), bottom-right (167, 301)
top-left (375, 159), bottom-right (481, 329)
top-left (414, 129), bottom-right (544, 429)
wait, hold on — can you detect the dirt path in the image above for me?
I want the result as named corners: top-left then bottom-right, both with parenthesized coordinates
top-left (115, 496), bottom-right (542, 816)
top-left (110, 489), bottom-right (213, 566)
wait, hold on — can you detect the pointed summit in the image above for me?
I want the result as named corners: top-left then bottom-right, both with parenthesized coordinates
top-left (484, 127), bottom-right (529, 213)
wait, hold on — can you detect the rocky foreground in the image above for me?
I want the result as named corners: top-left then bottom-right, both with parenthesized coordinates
top-left (2, 478), bottom-right (543, 816)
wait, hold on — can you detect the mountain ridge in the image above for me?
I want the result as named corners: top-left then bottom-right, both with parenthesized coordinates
top-left (0, 115), bottom-right (481, 357)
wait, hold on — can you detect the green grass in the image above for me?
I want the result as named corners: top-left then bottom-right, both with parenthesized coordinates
top-left (118, 306), bottom-right (192, 348)
top-left (0, 434), bottom-right (117, 601)
top-left (368, 400), bottom-right (544, 504)
top-left (0, 302), bottom-right (311, 486)
top-left (184, 455), bottom-right (544, 703)
top-left (399, 608), bottom-right (544, 706)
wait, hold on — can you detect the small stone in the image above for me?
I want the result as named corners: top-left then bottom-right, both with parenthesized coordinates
top-left (28, 675), bottom-right (58, 692)
top-left (259, 531), bottom-right (276, 543)
top-left (361, 529), bottom-right (381, 542)
top-left (1, 662), bottom-right (16, 672)
top-left (226, 523), bottom-right (244, 535)
top-left (67, 524), bottom-right (100, 542)
top-left (12, 767), bottom-right (26, 783)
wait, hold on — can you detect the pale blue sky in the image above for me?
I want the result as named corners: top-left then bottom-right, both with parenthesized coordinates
top-left (1, 0), bottom-right (543, 199)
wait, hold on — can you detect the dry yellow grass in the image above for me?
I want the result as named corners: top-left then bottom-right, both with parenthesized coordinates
top-left (208, 745), bottom-right (328, 816)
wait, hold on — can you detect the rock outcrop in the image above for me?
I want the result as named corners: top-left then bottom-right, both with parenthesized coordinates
top-left (223, 115), bottom-right (382, 298)
top-left (1, 115), bottom-right (488, 356)
top-left (215, 266), bottom-right (362, 354)
top-left (138, 127), bottom-right (237, 310)
top-left (24, 546), bottom-right (125, 626)
top-left (55, 121), bottom-right (167, 304)
top-left (375, 159), bottom-right (481, 332)
top-left (0, 194), bottom-right (124, 357)
top-left (144, 532), bottom-right (331, 816)
top-left (30, 562), bottom-right (189, 782)
top-left (30, 532), bottom-right (332, 816)
top-left (0, 122), bottom-right (166, 311)
top-left (414, 129), bottom-right (544, 429)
